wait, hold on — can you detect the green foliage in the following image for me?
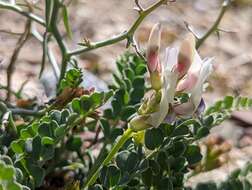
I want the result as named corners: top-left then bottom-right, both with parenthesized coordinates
top-left (2, 86), bottom-right (112, 188)
top-left (59, 63), bottom-right (83, 93)
top-left (0, 155), bottom-right (29, 190)
top-left (104, 52), bottom-right (147, 121)
top-left (205, 96), bottom-right (252, 126)
top-left (1, 52), bottom-right (252, 190)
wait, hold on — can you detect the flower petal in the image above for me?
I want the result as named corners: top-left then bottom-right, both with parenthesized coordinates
top-left (173, 101), bottom-right (195, 117)
top-left (147, 23), bottom-right (162, 73)
top-left (195, 98), bottom-right (206, 115)
top-left (147, 71), bottom-right (178, 127)
top-left (163, 47), bottom-right (179, 72)
top-left (191, 57), bottom-right (214, 108)
top-left (174, 58), bottom-right (213, 117)
top-left (176, 50), bottom-right (204, 92)
top-left (173, 33), bottom-right (196, 79)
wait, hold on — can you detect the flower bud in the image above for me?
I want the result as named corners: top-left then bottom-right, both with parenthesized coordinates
top-left (147, 23), bottom-right (162, 90)
top-left (150, 71), bottom-right (162, 90)
top-left (138, 90), bottom-right (162, 115)
top-left (129, 115), bottom-right (152, 132)
top-left (173, 33), bottom-right (195, 79)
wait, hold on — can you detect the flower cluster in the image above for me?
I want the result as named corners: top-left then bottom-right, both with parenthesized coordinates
top-left (130, 23), bottom-right (214, 131)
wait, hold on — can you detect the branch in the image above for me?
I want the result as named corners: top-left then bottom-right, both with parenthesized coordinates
top-left (68, 0), bottom-right (170, 56)
top-left (9, 107), bottom-right (44, 116)
top-left (50, 0), bottom-right (70, 85)
top-left (6, 19), bottom-right (31, 101)
top-left (196, 0), bottom-right (231, 49)
top-left (0, 1), bottom-right (46, 26)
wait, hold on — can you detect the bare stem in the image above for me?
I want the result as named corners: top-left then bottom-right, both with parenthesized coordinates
top-left (0, 1), bottom-right (45, 26)
top-left (50, 0), bottom-right (70, 85)
top-left (68, 0), bottom-right (169, 56)
top-left (196, 0), bottom-right (231, 49)
top-left (6, 19), bottom-right (31, 101)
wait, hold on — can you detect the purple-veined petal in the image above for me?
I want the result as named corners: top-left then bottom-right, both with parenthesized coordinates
top-left (164, 110), bottom-right (176, 123)
top-left (195, 98), bottom-right (206, 115)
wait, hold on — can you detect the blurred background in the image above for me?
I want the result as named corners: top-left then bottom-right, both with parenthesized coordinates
top-left (0, 0), bottom-right (252, 184)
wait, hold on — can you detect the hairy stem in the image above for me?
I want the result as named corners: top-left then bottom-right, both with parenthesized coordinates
top-left (196, 0), bottom-right (230, 49)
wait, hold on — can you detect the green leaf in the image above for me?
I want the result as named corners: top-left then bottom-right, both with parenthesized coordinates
top-left (157, 178), bottom-right (173, 190)
top-left (171, 157), bottom-right (186, 172)
top-left (66, 136), bottom-right (82, 151)
top-left (124, 68), bottom-right (135, 81)
top-left (196, 127), bottom-right (210, 139)
top-left (41, 144), bottom-right (55, 161)
top-left (1, 165), bottom-right (15, 180)
top-left (125, 152), bottom-right (139, 172)
top-left (90, 92), bottom-right (104, 107)
top-left (157, 151), bottom-right (168, 170)
top-left (141, 168), bottom-right (153, 187)
top-left (145, 128), bottom-right (164, 150)
top-left (71, 98), bottom-right (81, 113)
top-left (121, 106), bottom-right (136, 121)
top-left (138, 159), bottom-right (149, 173)
top-left (135, 64), bottom-right (147, 75)
top-left (54, 126), bottom-right (65, 138)
top-left (11, 140), bottom-right (25, 154)
top-left (132, 76), bottom-right (145, 89)
top-left (168, 140), bottom-right (186, 157)
top-left (62, 5), bottom-right (72, 39)
top-left (80, 95), bottom-right (93, 113)
top-left (100, 165), bottom-right (121, 188)
top-left (27, 165), bottom-right (45, 187)
top-left (20, 126), bottom-right (36, 139)
top-left (222, 96), bottom-right (234, 109)
top-left (6, 182), bottom-right (22, 190)
top-left (38, 122), bottom-right (53, 137)
top-left (149, 160), bottom-right (160, 175)
top-left (32, 136), bottom-right (42, 161)
top-left (42, 137), bottom-right (54, 145)
top-left (185, 145), bottom-right (202, 165)
top-left (50, 110), bottom-right (62, 123)
top-left (100, 119), bottom-right (110, 138)
top-left (116, 150), bottom-right (130, 170)
top-left (172, 124), bottom-right (189, 137)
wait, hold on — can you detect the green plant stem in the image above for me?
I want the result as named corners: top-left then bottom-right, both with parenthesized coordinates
top-left (9, 107), bottom-right (45, 116)
top-left (196, 0), bottom-right (230, 49)
top-left (0, 1), bottom-right (45, 26)
top-left (50, 0), bottom-right (70, 85)
top-left (68, 0), bottom-right (168, 56)
top-left (84, 128), bottom-right (134, 188)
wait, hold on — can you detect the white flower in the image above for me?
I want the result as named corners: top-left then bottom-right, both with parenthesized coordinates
top-left (174, 49), bottom-right (214, 117)
top-left (130, 24), bottom-right (213, 131)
